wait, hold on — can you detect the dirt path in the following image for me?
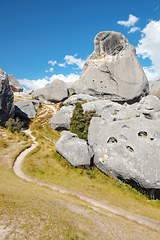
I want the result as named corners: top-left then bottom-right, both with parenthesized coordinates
top-left (13, 129), bottom-right (160, 233)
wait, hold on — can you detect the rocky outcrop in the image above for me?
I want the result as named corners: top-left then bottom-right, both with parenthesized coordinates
top-left (50, 95), bottom-right (160, 132)
top-left (88, 117), bottom-right (160, 191)
top-left (75, 31), bottom-right (149, 103)
top-left (53, 94), bottom-right (160, 196)
top-left (32, 79), bottom-right (68, 104)
top-left (49, 106), bottom-right (74, 130)
top-left (15, 100), bottom-right (41, 119)
top-left (0, 68), bottom-right (15, 124)
top-left (64, 94), bottom-right (98, 105)
top-left (55, 131), bottom-right (93, 167)
top-left (8, 75), bottom-right (23, 92)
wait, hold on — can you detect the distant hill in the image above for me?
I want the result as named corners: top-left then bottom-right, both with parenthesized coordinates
top-left (149, 79), bottom-right (160, 92)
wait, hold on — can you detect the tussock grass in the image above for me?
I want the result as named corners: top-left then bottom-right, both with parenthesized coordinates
top-left (22, 105), bottom-right (160, 222)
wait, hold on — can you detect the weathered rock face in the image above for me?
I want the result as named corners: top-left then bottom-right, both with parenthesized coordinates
top-left (88, 117), bottom-right (160, 190)
top-left (55, 131), bottom-right (93, 167)
top-left (0, 68), bottom-right (15, 124)
top-left (49, 106), bottom-right (74, 130)
top-left (32, 79), bottom-right (68, 104)
top-left (66, 82), bottom-right (76, 95)
top-left (75, 31), bottom-right (149, 103)
top-left (8, 75), bottom-right (23, 92)
top-left (15, 100), bottom-right (41, 119)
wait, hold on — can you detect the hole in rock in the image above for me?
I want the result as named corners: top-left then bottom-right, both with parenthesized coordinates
top-left (143, 113), bottom-right (152, 120)
top-left (138, 131), bottom-right (147, 138)
top-left (126, 146), bottom-right (134, 152)
top-left (107, 137), bottom-right (117, 143)
top-left (150, 138), bottom-right (154, 141)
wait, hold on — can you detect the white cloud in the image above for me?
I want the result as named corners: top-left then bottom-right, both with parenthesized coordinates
top-left (18, 73), bottom-right (80, 90)
top-left (50, 73), bottom-right (80, 82)
top-left (45, 70), bottom-right (48, 73)
top-left (48, 60), bottom-right (57, 66)
top-left (117, 14), bottom-right (139, 27)
top-left (64, 55), bottom-right (85, 69)
top-left (143, 66), bottom-right (160, 81)
top-left (136, 20), bottom-right (160, 80)
top-left (49, 67), bottom-right (54, 73)
top-left (128, 26), bottom-right (140, 33)
top-left (18, 78), bottom-right (50, 90)
top-left (58, 63), bottom-right (66, 68)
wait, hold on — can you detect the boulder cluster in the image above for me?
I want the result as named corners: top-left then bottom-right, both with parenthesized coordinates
top-left (53, 95), bottom-right (160, 196)
top-left (50, 31), bottom-right (159, 197)
top-left (1, 31), bottom-right (160, 197)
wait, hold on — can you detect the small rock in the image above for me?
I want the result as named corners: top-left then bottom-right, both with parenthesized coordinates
top-left (55, 131), bottom-right (93, 167)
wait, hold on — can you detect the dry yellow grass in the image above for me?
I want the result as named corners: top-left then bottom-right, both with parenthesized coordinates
top-left (1, 104), bottom-right (160, 239)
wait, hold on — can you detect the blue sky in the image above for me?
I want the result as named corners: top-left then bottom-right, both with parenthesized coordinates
top-left (0, 0), bottom-right (160, 90)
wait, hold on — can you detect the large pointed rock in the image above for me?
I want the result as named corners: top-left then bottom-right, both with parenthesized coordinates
top-left (75, 31), bottom-right (149, 103)
top-left (0, 68), bottom-right (15, 124)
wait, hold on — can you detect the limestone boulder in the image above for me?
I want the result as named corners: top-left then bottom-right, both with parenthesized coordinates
top-left (32, 79), bottom-right (68, 103)
top-left (64, 94), bottom-right (98, 105)
top-left (0, 68), bottom-right (15, 124)
top-left (15, 100), bottom-right (41, 119)
top-left (55, 131), bottom-right (93, 167)
top-left (88, 117), bottom-right (160, 190)
top-left (8, 75), bottom-right (23, 92)
top-left (49, 106), bottom-right (74, 130)
top-left (75, 31), bottom-right (149, 103)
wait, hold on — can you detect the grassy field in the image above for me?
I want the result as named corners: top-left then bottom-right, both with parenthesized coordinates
top-left (22, 104), bottom-right (160, 221)
top-left (0, 104), bottom-right (160, 239)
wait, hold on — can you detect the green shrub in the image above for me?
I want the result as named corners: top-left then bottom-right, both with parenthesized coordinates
top-left (70, 102), bottom-right (99, 141)
top-left (5, 118), bottom-right (23, 133)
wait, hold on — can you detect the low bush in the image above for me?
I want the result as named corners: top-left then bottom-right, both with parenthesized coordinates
top-left (5, 118), bottom-right (23, 133)
top-left (70, 102), bottom-right (99, 141)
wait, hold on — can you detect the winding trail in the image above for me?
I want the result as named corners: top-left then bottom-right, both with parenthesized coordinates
top-left (13, 129), bottom-right (160, 232)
